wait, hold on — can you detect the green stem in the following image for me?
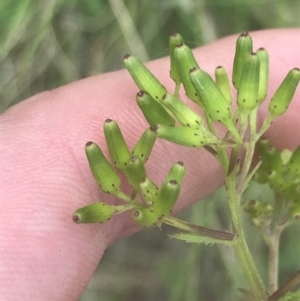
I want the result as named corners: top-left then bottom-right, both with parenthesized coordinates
top-left (226, 175), bottom-right (267, 300)
top-left (237, 108), bottom-right (258, 195)
top-left (204, 111), bottom-right (229, 173)
top-left (256, 113), bottom-right (274, 140)
top-left (263, 226), bottom-right (282, 293)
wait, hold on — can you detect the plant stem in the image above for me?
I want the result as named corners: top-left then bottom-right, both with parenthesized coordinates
top-left (265, 226), bottom-right (282, 293)
top-left (204, 112), bottom-right (229, 173)
top-left (226, 175), bottom-right (267, 301)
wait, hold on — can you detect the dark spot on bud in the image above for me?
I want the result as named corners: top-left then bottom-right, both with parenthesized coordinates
top-left (227, 107), bottom-right (230, 111)
top-left (112, 184), bottom-right (115, 187)
top-left (133, 210), bottom-right (140, 218)
top-left (124, 54), bottom-right (131, 59)
top-left (176, 43), bottom-right (184, 48)
top-left (155, 96), bottom-right (158, 99)
top-left (218, 119), bottom-right (221, 122)
top-left (190, 67), bottom-right (197, 73)
top-left (171, 33), bottom-right (178, 37)
top-left (193, 133), bottom-right (199, 136)
top-left (130, 156), bottom-right (137, 163)
top-left (258, 47), bottom-right (265, 51)
top-left (137, 91), bottom-right (145, 97)
top-left (86, 141), bottom-right (93, 147)
top-left (217, 110), bottom-right (220, 113)
top-left (243, 99), bottom-right (246, 103)
top-left (187, 123), bottom-right (190, 127)
top-left (113, 160), bottom-right (116, 164)
top-left (177, 161), bottom-right (184, 166)
top-left (169, 179), bottom-right (177, 185)
top-left (151, 125), bottom-right (159, 131)
top-left (293, 68), bottom-right (300, 71)
top-left (251, 52), bottom-right (257, 56)
top-left (241, 31), bottom-right (249, 37)
top-left (217, 66), bottom-right (222, 69)
top-left (73, 215), bottom-right (80, 223)
top-left (162, 94), bottom-right (167, 100)
top-left (140, 178), bottom-right (146, 183)
top-left (105, 118), bottom-right (113, 123)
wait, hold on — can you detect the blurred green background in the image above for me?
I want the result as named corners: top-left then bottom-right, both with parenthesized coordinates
top-left (1, 0), bottom-right (300, 300)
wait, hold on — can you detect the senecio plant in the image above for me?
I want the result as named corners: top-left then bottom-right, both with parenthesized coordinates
top-left (72, 32), bottom-right (300, 301)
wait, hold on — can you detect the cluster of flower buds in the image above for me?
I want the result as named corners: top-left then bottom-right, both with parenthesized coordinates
top-left (72, 31), bottom-right (299, 232)
top-left (243, 199), bottom-right (273, 228)
top-left (252, 138), bottom-right (300, 223)
top-left (72, 116), bottom-right (186, 227)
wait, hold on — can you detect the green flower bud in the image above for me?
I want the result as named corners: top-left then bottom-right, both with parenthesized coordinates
top-left (162, 93), bottom-right (203, 128)
top-left (268, 68), bottom-right (300, 118)
top-left (257, 138), bottom-right (283, 175)
top-left (164, 161), bottom-right (186, 185)
top-left (256, 48), bottom-right (269, 104)
top-left (85, 142), bottom-right (121, 195)
top-left (285, 146), bottom-right (300, 177)
top-left (123, 155), bottom-right (147, 195)
top-left (237, 52), bottom-right (260, 112)
top-left (232, 32), bottom-right (253, 90)
top-left (189, 67), bottom-right (241, 142)
top-left (104, 119), bottom-right (131, 170)
top-left (289, 204), bottom-right (300, 220)
top-left (174, 43), bottom-right (200, 102)
top-left (132, 207), bottom-right (158, 227)
top-left (72, 202), bottom-right (115, 223)
top-left (139, 178), bottom-right (159, 205)
top-left (136, 91), bottom-right (175, 126)
top-left (124, 54), bottom-right (167, 101)
top-left (169, 33), bottom-right (184, 85)
top-left (153, 179), bottom-right (181, 218)
top-left (215, 66), bottom-right (232, 105)
top-left (132, 127), bottom-right (156, 163)
top-left (152, 124), bottom-right (222, 148)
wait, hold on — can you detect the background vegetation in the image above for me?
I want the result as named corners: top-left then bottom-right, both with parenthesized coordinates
top-left (1, 0), bottom-right (300, 300)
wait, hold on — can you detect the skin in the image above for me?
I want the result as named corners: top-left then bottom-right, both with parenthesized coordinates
top-left (0, 29), bottom-right (299, 300)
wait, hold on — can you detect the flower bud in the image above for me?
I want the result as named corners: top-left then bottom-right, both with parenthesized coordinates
top-left (268, 68), bottom-right (300, 118)
top-left (124, 54), bottom-right (167, 101)
top-left (256, 48), bottom-right (269, 104)
top-left (104, 119), bottom-right (131, 170)
top-left (232, 32), bottom-right (253, 90)
top-left (136, 91), bottom-right (175, 126)
top-left (215, 66), bottom-right (232, 105)
top-left (132, 207), bottom-right (158, 227)
top-left (132, 127), bottom-right (156, 163)
top-left (237, 52), bottom-right (260, 112)
top-left (153, 179), bottom-right (181, 218)
top-left (85, 142), bottom-right (121, 195)
top-left (174, 43), bottom-right (200, 102)
top-left (72, 202), bottom-right (115, 223)
top-left (162, 93), bottom-right (203, 128)
top-left (169, 33), bottom-right (184, 85)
